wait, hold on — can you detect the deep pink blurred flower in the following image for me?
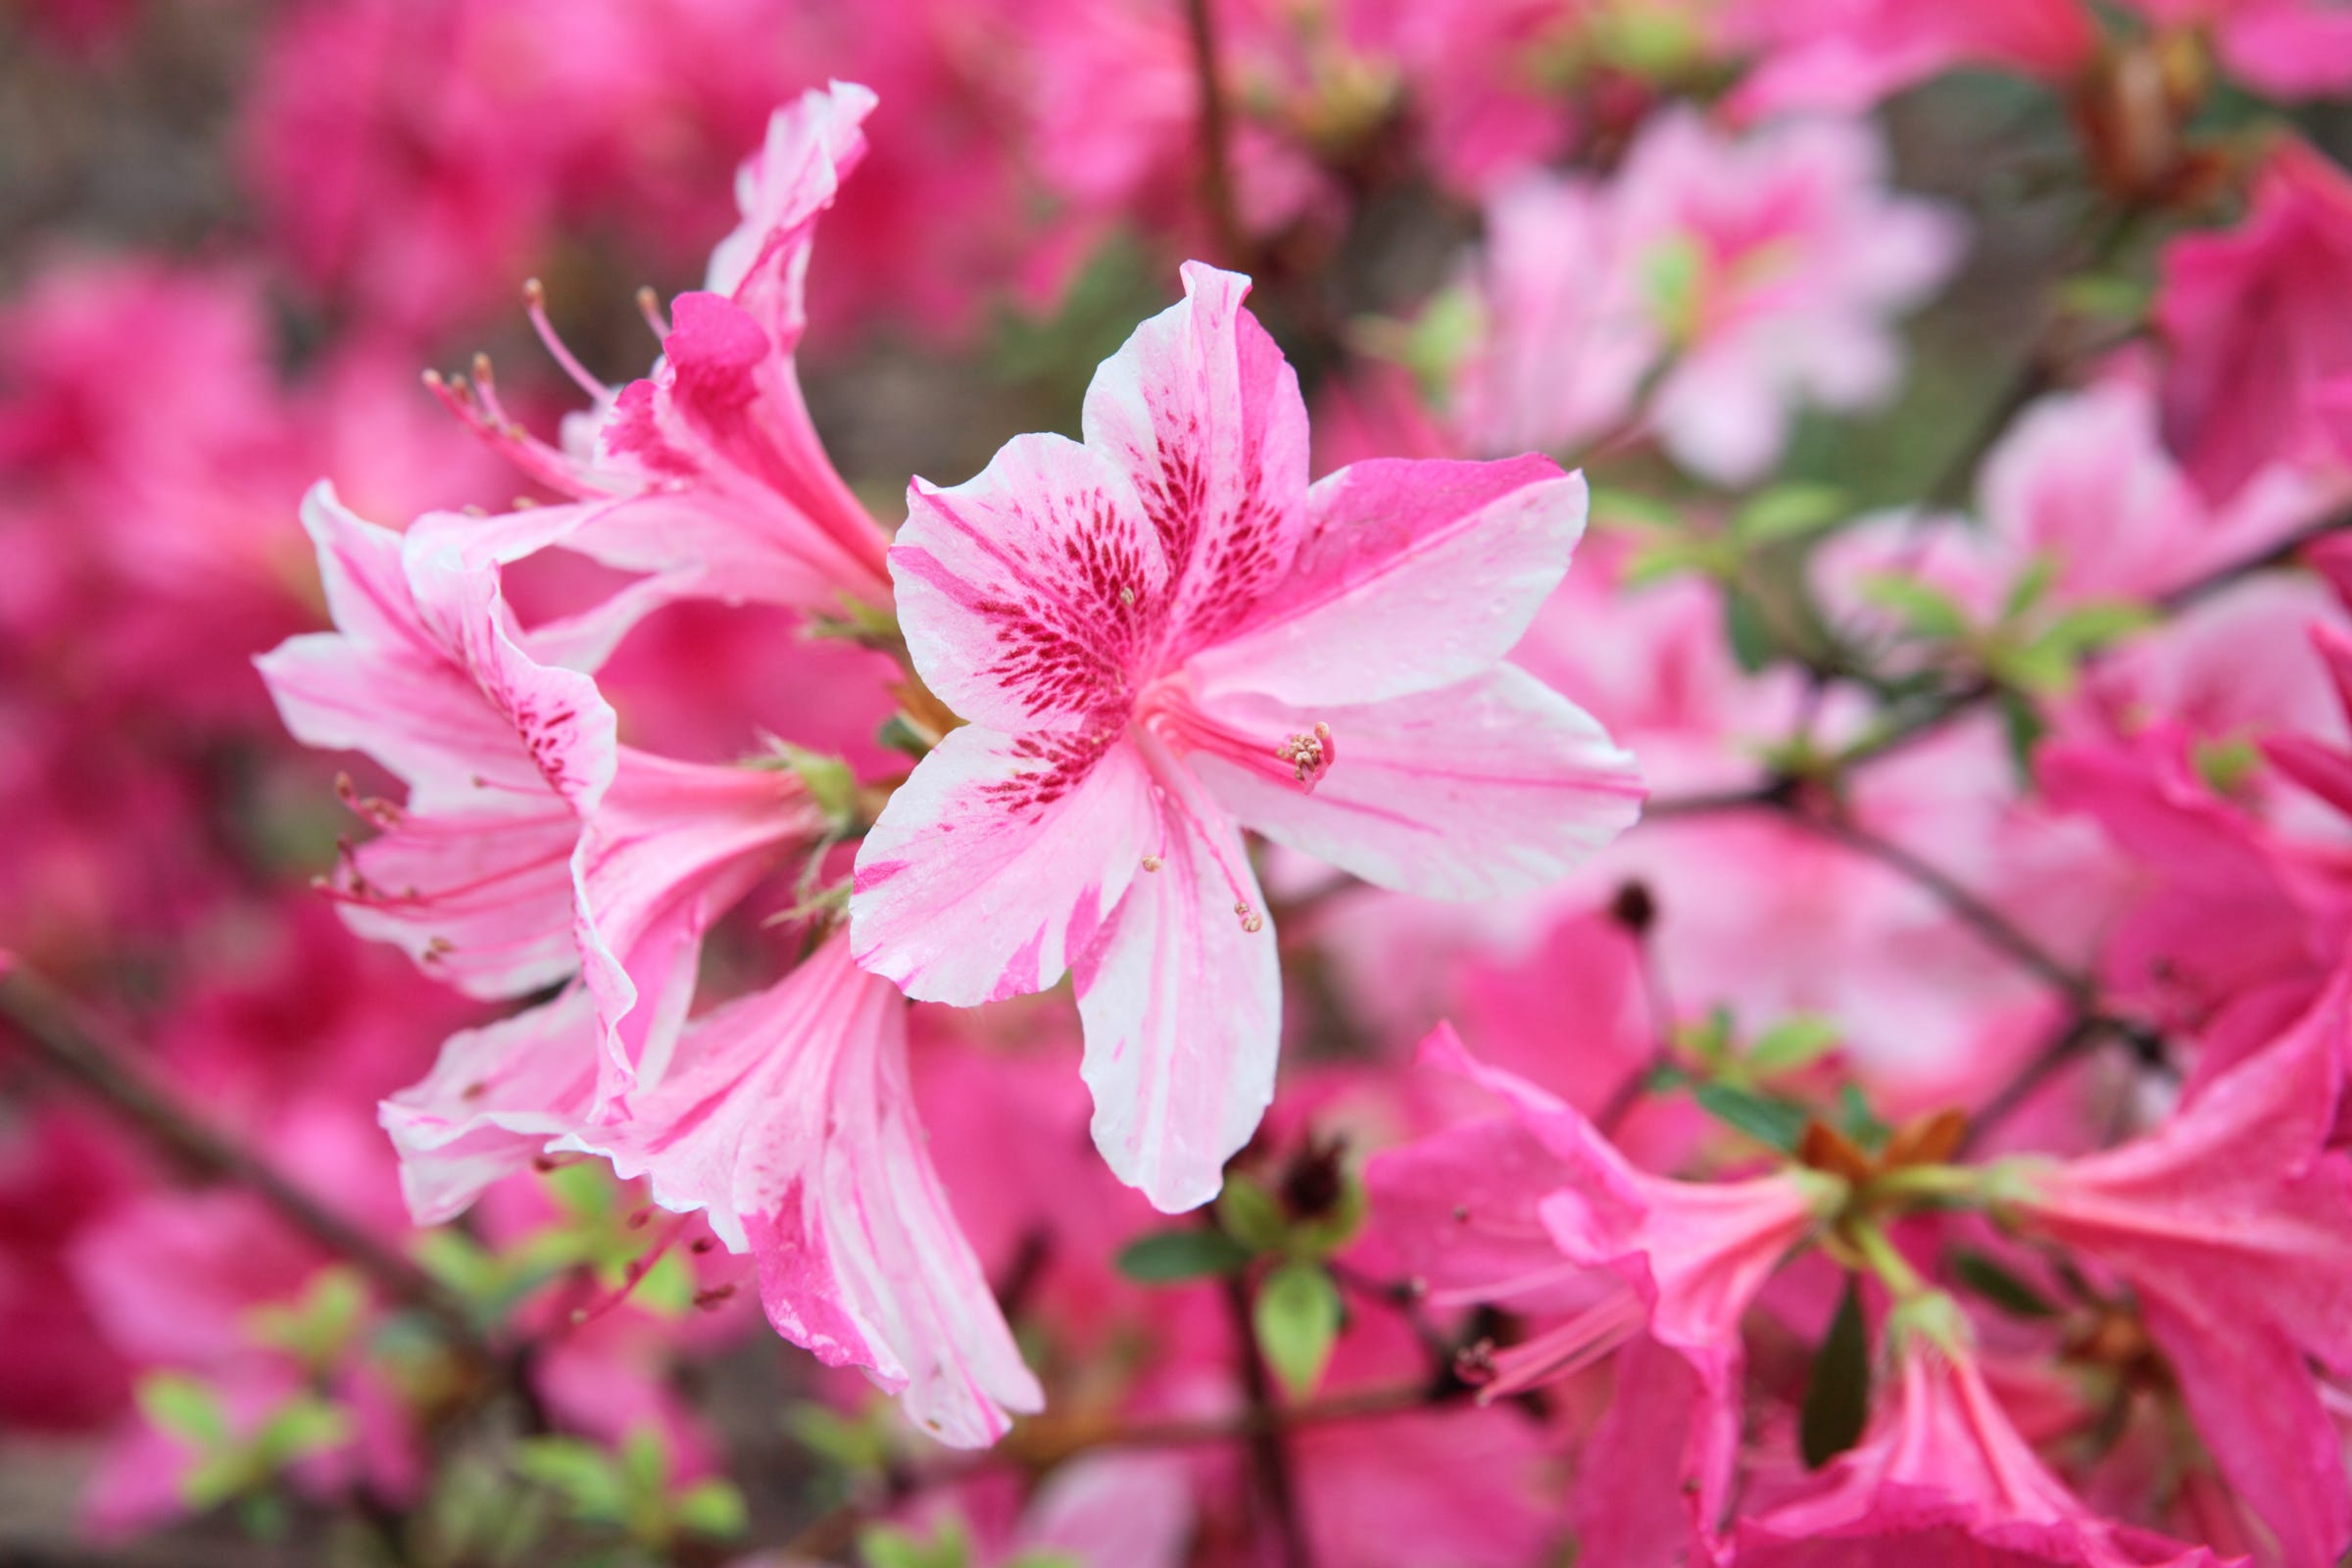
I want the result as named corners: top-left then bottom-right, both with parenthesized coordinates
top-left (1730, 1319), bottom-right (2236, 1567)
top-left (853, 261), bottom-right (1641, 1209)
top-left (2157, 138), bottom-right (2352, 508)
top-left (2002, 981), bottom-right (2352, 1564)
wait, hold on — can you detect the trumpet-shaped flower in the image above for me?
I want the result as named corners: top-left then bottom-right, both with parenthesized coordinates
top-left (420, 80), bottom-right (892, 621)
top-left (258, 485), bottom-right (823, 1111)
top-left (560, 935), bottom-right (1043, 1447)
top-left (852, 263), bottom-right (1642, 1210)
top-left (1730, 1321), bottom-right (2236, 1567)
top-left (2001, 980), bottom-right (2352, 1565)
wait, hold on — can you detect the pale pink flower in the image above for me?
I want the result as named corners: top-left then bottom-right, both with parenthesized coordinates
top-left (2000, 981), bottom-right (2352, 1565)
top-left (1729, 1322), bottom-right (2236, 1567)
top-left (560, 935), bottom-right (1044, 1447)
top-left (1454, 110), bottom-right (1962, 485)
top-left (422, 81), bottom-right (893, 622)
top-left (852, 262), bottom-right (1641, 1210)
top-left (1617, 109), bottom-right (1964, 486)
top-left (258, 486), bottom-right (822, 1113)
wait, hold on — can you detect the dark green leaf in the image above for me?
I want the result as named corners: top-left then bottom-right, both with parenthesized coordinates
top-left (1800, 1278), bottom-right (1871, 1468)
top-left (1254, 1260), bottom-right (1343, 1399)
top-left (1999, 688), bottom-right (2047, 782)
top-left (1690, 1081), bottom-right (1809, 1152)
top-left (1951, 1250), bottom-right (2059, 1319)
top-left (1115, 1230), bottom-right (1254, 1284)
top-left (1836, 1084), bottom-right (1890, 1152)
top-left (1724, 588), bottom-right (1776, 673)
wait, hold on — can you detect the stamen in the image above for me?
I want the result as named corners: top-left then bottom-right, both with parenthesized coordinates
top-left (1141, 855), bottom-right (1162, 872)
top-left (522, 277), bottom-right (609, 402)
top-left (635, 285), bottom-right (671, 342)
top-left (1273, 721), bottom-right (1336, 790)
top-left (1235, 900), bottom-right (1264, 934)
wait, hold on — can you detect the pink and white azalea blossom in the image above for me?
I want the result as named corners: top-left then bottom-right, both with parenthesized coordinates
top-left (258, 485), bottom-right (824, 1113)
top-left (420, 80), bottom-right (892, 621)
top-left (559, 934), bottom-right (1044, 1447)
top-left (2000, 981), bottom-right (2352, 1565)
top-left (1729, 1316), bottom-right (2237, 1567)
top-left (852, 262), bottom-right (1642, 1210)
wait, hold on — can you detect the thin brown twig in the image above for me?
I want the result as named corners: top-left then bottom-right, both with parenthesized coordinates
top-left (1788, 810), bottom-right (2094, 1006)
top-left (0, 962), bottom-right (487, 1354)
top-left (1223, 1273), bottom-right (1318, 1568)
top-left (1183, 0), bottom-right (1246, 266)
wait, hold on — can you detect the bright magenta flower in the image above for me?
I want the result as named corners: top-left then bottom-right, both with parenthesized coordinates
top-left (2158, 137), bottom-right (2352, 508)
top-left (423, 80), bottom-right (893, 621)
top-left (1730, 1318), bottom-right (2236, 1567)
top-left (851, 262), bottom-right (1642, 1209)
top-left (2001, 982), bottom-right (2352, 1565)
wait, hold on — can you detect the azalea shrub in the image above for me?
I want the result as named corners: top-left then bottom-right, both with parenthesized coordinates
top-left (7, 2), bottom-right (2352, 1566)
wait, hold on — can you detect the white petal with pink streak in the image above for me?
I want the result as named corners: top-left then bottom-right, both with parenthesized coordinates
top-left (1074, 734), bottom-right (1281, 1212)
top-left (1187, 665), bottom-right (1644, 901)
top-left (852, 723), bottom-right (1156, 1006)
top-left (1188, 457), bottom-right (1589, 707)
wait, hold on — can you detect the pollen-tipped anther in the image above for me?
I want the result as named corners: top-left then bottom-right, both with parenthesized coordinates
top-left (1274, 721), bottom-right (1336, 789)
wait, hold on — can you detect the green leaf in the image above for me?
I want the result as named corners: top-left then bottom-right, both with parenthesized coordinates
top-left (2193, 735), bottom-right (2263, 796)
top-left (1734, 484), bottom-right (1845, 545)
top-left (1690, 1081), bottom-right (1809, 1152)
top-left (2037, 599), bottom-right (2159, 656)
top-left (514, 1437), bottom-right (629, 1523)
top-left (674, 1479), bottom-right (749, 1540)
top-left (2000, 554), bottom-right (2059, 624)
top-left (1999, 688), bottom-right (2047, 780)
top-left (860, 1520), bottom-right (972, 1568)
top-left (1642, 234), bottom-right (1706, 343)
top-left (1117, 1229), bottom-right (1254, 1284)
top-left (1951, 1250), bottom-right (2059, 1319)
top-left (1622, 537), bottom-right (1713, 587)
top-left (764, 743), bottom-right (861, 833)
top-left (1855, 573), bottom-right (1970, 641)
top-left (1589, 486), bottom-right (1684, 537)
top-left (875, 713), bottom-right (935, 762)
top-left (138, 1371), bottom-right (230, 1448)
top-left (1216, 1175), bottom-right (1288, 1253)
top-left (1723, 588), bottom-right (1776, 673)
top-left (247, 1266), bottom-right (369, 1366)
top-left (1800, 1277), bottom-right (1871, 1468)
top-left (785, 1402), bottom-right (893, 1473)
top-left (1254, 1259), bottom-right (1343, 1400)
top-left (1836, 1084), bottom-right (1891, 1152)
top-left (253, 1395), bottom-right (353, 1467)
top-left (1003, 1553), bottom-right (1084, 1568)
top-left (2058, 272), bottom-right (2152, 321)
top-left (1744, 1014), bottom-right (1842, 1078)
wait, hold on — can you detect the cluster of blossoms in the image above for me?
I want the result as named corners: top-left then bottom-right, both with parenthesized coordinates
top-left (8, 3), bottom-right (2352, 1567)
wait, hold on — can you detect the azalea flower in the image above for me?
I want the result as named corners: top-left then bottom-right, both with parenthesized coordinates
top-left (1998, 979), bottom-right (2352, 1565)
top-left (1729, 1305), bottom-right (2236, 1567)
top-left (562, 935), bottom-right (1043, 1447)
top-left (258, 486), bottom-right (825, 1111)
top-left (2157, 137), bottom-right (2352, 508)
top-left (420, 80), bottom-right (894, 623)
top-left (851, 261), bottom-right (1642, 1210)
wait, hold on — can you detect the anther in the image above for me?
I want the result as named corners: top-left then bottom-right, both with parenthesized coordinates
top-left (1235, 901), bottom-right (1265, 934)
top-left (1273, 720), bottom-right (1336, 789)
top-left (1141, 855), bottom-right (1162, 872)
top-left (1119, 586), bottom-right (1136, 607)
